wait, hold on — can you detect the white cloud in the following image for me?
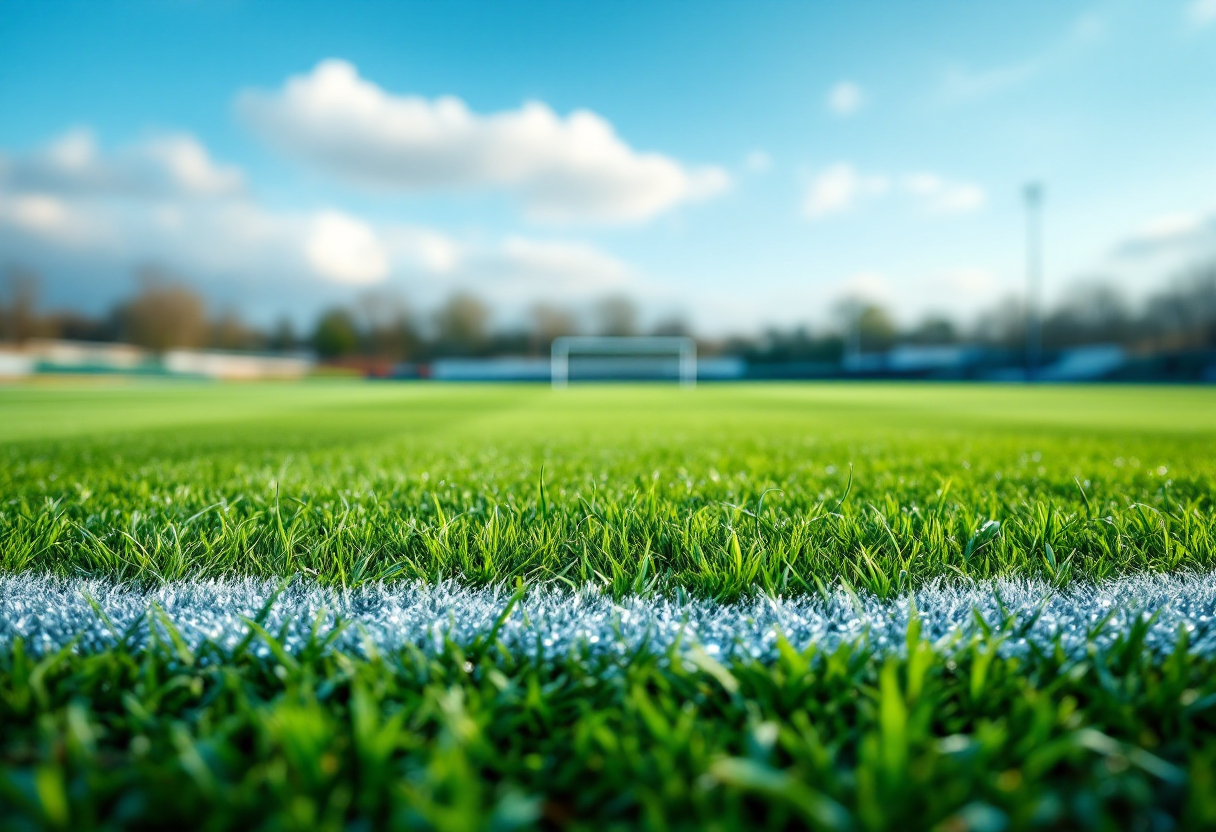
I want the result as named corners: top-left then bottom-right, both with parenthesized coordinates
top-left (1113, 210), bottom-right (1216, 261)
top-left (0, 130), bottom-right (646, 312)
top-left (809, 266), bottom-right (1009, 328)
top-left (902, 173), bottom-right (986, 213)
top-left (0, 190), bottom-right (109, 249)
top-left (826, 81), bottom-right (866, 116)
top-left (1069, 207), bottom-right (1216, 303)
top-left (804, 164), bottom-right (982, 219)
top-left (835, 271), bottom-right (892, 303)
top-left (0, 128), bottom-right (243, 199)
top-left (1188, 0), bottom-right (1216, 26)
top-left (237, 59), bottom-right (729, 224)
top-left (499, 237), bottom-right (631, 293)
top-left (0, 193), bottom-right (70, 234)
top-left (139, 135), bottom-right (245, 196)
top-left (803, 163), bottom-right (889, 217)
top-left (934, 266), bottom-right (999, 296)
top-left (383, 226), bottom-right (463, 274)
top-left (1133, 212), bottom-right (1204, 243)
top-left (368, 233), bottom-right (639, 311)
top-left (744, 150), bottom-right (772, 173)
top-left (306, 211), bottom-right (390, 285)
top-left (902, 173), bottom-right (944, 196)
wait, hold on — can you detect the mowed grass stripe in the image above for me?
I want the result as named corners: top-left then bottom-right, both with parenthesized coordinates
top-left (2, 383), bottom-right (1214, 598)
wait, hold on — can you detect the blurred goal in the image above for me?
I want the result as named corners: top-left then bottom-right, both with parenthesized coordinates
top-left (551, 336), bottom-right (696, 388)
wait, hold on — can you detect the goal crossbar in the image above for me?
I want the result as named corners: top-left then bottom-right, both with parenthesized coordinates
top-left (551, 336), bottom-right (696, 388)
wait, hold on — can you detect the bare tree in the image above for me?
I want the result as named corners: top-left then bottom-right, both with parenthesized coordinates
top-left (210, 307), bottom-right (262, 351)
top-left (1, 266), bottom-right (46, 343)
top-left (434, 292), bottom-right (490, 355)
top-left (905, 315), bottom-right (958, 345)
top-left (594, 294), bottom-right (638, 337)
top-left (268, 317), bottom-right (297, 353)
top-left (528, 303), bottom-right (578, 354)
top-left (651, 315), bottom-right (691, 337)
top-left (1042, 282), bottom-right (1133, 349)
top-left (1141, 264), bottom-right (1216, 350)
top-left (117, 268), bottom-right (208, 352)
top-left (973, 296), bottom-right (1028, 349)
top-left (358, 290), bottom-right (420, 359)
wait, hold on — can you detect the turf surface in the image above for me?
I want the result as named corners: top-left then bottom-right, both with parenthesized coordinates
top-left (4, 611), bottom-right (1216, 832)
top-left (2, 381), bottom-right (1216, 831)
top-left (1, 383), bottom-right (1213, 596)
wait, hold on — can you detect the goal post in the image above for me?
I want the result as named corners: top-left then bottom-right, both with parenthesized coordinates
top-left (551, 336), bottom-right (697, 388)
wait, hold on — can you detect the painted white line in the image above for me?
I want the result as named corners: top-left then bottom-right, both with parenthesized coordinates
top-left (2, 571), bottom-right (1214, 660)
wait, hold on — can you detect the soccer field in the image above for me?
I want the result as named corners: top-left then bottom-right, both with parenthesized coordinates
top-left (2, 383), bottom-right (1216, 830)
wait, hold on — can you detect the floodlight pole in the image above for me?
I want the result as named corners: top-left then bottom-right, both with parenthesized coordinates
top-left (1024, 182), bottom-right (1043, 383)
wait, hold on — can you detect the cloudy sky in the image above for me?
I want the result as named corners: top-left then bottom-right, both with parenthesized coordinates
top-left (1, 0), bottom-right (1214, 332)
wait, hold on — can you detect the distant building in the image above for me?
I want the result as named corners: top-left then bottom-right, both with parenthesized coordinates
top-left (1035, 345), bottom-right (1125, 382)
top-left (27, 339), bottom-right (157, 374)
top-left (0, 339), bottom-right (313, 380)
top-left (841, 344), bottom-right (990, 378)
top-left (163, 349), bottom-right (312, 380)
top-left (430, 357), bottom-right (551, 381)
top-left (0, 349), bottom-right (34, 378)
top-left (885, 345), bottom-right (984, 373)
top-left (424, 355), bottom-right (746, 382)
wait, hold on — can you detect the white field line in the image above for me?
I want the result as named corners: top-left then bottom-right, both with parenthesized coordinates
top-left (1, 571), bottom-right (1215, 661)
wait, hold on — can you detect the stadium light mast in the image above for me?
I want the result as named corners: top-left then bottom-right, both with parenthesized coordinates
top-left (1024, 182), bottom-right (1044, 382)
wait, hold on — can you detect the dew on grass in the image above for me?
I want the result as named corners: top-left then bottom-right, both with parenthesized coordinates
top-left (5, 570), bottom-right (1216, 663)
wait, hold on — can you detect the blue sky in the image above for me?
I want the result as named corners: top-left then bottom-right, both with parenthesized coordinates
top-left (1, 0), bottom-right (1214, 333)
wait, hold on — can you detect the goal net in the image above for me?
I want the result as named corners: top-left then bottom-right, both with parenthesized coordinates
top-left (551, 336), bottom-right (697, 387)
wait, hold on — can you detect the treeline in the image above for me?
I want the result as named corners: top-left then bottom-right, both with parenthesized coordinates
top-left (734, 262), bottom-right (1216, 363)
top-left (976, 264), bottom-right (1216, 353)
top-left (0, 267), bottom-right (291, 353)
top-left (3, 260), bottom-right (1214, 361)
top-left (0, 267), bottom-right (684, 359)
top-left (311, 292), bottom-right (691, 360)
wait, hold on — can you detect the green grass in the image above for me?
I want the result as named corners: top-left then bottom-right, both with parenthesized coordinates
top-left (3, 381), bottom-right (1216, 831)
top-left (1, 383), bottom-right (1214, 597)
top-left (3, 610), bottom-right (1216, 831)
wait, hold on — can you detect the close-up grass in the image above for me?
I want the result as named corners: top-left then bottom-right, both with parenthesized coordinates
top-left (4, 613), bottom-right (1216, 832)
top-left (2, 382), bottom-right (1216, 830)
